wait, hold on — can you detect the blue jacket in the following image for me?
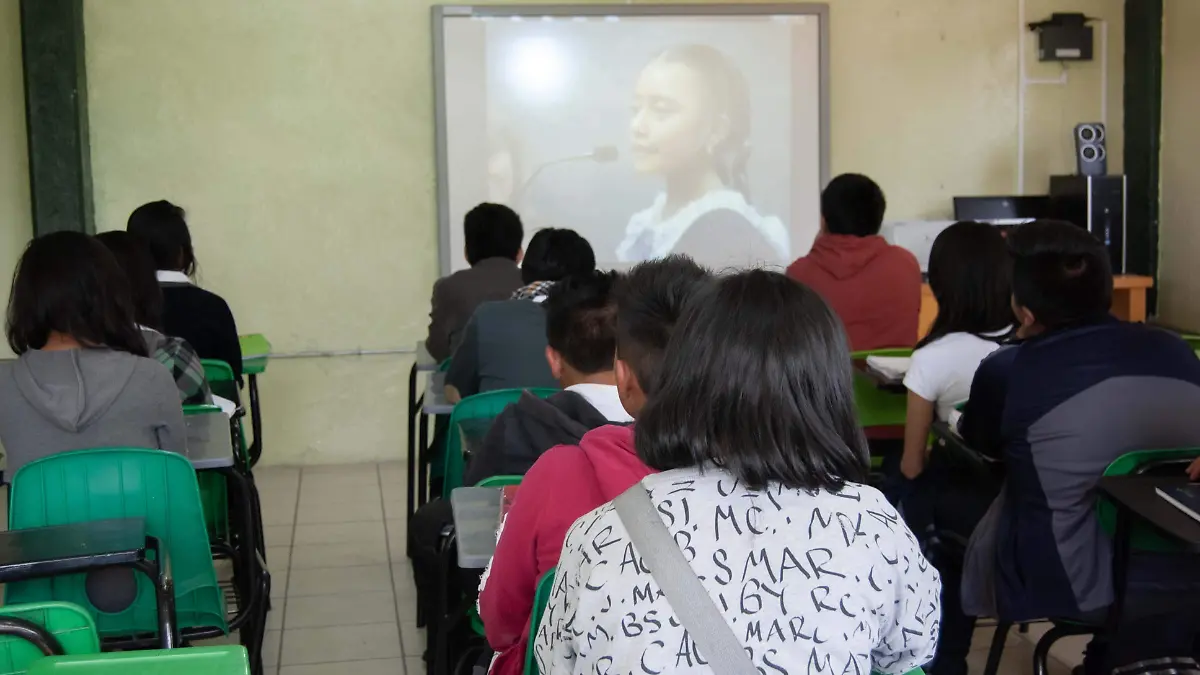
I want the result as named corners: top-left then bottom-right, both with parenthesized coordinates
top-left (963, 318), bottom-right (1200, 620)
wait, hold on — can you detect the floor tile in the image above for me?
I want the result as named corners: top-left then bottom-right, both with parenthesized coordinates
top-left (279, 658), bottom-right (408, 675)
top-left (296, 497), bottom-right (382, 524)
top-left (270, 570), bottom-right (288, 599)
top-left (264, 629), bottom-right (282, 667)
top-left (406, 656), bottom-right (425, 675)
top-left (279, 623), bottom-right (403, 665)
top-left (303, 463), bottom-right (379, 477)
top-left (399, 620), bottom-right (425, 657)
top-left (267, 546), bottom-right (292, 570)
top-left (383, 499), bottom-right (407, 522)
top-left (288, 565), bottom-right (393, 597)
top-left (294, 521), bottom-right (385, 547)
top-left (285, 591), bottom-right (398, 629)
top-left (291, 540), bottom-right (389, 569)
top-left (262, 500), bottom-right (298, 526)
top-left (267, 601), bottom-right (284, 630)
top-left (300, 482), bottom-right (382, 506)
top-left (264, 524), bottom-right (294, 548)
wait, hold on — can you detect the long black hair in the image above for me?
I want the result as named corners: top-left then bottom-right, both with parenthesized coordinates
top-left (95, 231), bottom-right (165, 331)
top-left (635, 270), bottom-right (868, 491)
top-left (6, 232), bottom-right (148, 357)
top-left (917, 221), bottom-right (1014, 348)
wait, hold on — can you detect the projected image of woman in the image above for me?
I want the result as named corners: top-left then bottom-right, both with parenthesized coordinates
top-left (616, 44), bottom-right (789, 265)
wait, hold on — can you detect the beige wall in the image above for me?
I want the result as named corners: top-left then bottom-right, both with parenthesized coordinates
top-left (0, 0), bottom-right (31, 360)
top-left (1157, 0), bottom-right (1200, 330)
top-left (81, 0), bottom-right (1125, 465)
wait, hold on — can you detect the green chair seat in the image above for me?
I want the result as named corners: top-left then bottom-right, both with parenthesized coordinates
top-left (0, 602), bottom-right (99, 675)
top-left (524, 567), bottom-right (557, 675)
top-left (5, 449), bottom-right (228, 640)
top-left (442, 388), bottom-right (558, 498)
top-left (27, 646), bottom-right (249, 675)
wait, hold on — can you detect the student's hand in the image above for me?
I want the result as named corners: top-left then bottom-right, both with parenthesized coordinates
top-left (1187, 457), bottom-right (1200, 482)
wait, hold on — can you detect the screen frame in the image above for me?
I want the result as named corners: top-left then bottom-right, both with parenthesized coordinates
top-left (431, 3), bottom-right (831, 276)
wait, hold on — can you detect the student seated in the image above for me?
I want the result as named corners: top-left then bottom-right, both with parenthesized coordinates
top-left (426, 203), bottom-right (525, 362)
top-left (96, 231), bottom-right (213, 406)
top-left (463, 271), bottom-right (630, 486)
top-left (445, 228), bottom-right (595, 402)
top-left (478, 255), bottom-right (711, 675)
top-left (127, 200), bottom-right (243, 380)
top-left (0, 232), bottom-right (186, 477)
top-left (533, 269), bottom-right (940, 674)
top-left (932, 220), bottom-right (1200, 675)
top-left (899, 221), bottom-right (1013, 481)
top-left (786, 173), bottom-right (921, 351)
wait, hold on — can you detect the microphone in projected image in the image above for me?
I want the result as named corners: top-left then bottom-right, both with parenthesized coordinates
top-left (516, 145), bottom-right (619, 202)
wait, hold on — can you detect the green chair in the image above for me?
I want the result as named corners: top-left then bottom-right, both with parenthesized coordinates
top-left (523, 567), bottom-right (557, 675)
top-left (0, 603), bottom-right (99, 675)
top-left (441, 388), bottom-right (558, 498)
top-left (983, 448), bottom-right (1200, 675)
top-left (27, 646), bottom-right (249, 675)
top-left (476, 475), bottom-right (523, 489)
top-left (184, 405), bottom-right (232, 542)
top-left (199, 360), bottom-right (239, 407)
top-left (851, 348), bottom-right (912, 429)
top-left (5, 450), bottom-right (228, 643)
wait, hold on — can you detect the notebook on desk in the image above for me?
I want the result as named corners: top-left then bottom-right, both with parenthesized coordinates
top-left (864, 356), bottom-right (911, 381)
top-left (1156, 484), bottom-right (1200, 523)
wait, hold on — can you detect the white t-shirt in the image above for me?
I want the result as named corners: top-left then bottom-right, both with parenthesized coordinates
top-left (533, 468), bottom-right (941, 675)
top-left (903, 330), bottom-right (1009, 421)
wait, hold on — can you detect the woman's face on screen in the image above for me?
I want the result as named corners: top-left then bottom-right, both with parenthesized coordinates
top-left (630, 59), bottom-right (715, 176)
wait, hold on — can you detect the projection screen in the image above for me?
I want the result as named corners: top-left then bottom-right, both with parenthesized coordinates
top-left (433, 4), bottom-right (829, 274)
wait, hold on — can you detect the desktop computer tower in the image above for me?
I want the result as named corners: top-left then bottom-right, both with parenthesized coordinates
top-left (1049, 175), bottom-right (1126, 273)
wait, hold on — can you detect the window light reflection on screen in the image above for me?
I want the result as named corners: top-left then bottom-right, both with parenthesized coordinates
top-left (505, 37), bottom-right (571, 104)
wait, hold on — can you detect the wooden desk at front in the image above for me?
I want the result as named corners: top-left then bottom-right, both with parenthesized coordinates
top-left (918, 274), bottom-right (1155, 338)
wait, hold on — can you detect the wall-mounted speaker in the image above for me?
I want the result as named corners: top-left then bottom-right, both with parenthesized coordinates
top-left (1074, 122), bottom-right (1107, 176)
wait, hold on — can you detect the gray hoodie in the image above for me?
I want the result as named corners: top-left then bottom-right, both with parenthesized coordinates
top-left (0, 348), bottom-right (186, 478)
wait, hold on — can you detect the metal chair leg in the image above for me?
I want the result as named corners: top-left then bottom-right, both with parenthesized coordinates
top-left (1033, 624), bottom-right (1081, 675)
top-left (983, 621), bottom-right (1012, 675)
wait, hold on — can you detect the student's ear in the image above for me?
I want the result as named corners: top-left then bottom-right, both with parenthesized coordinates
top-left (1013, 303), bottom-right (1039, 339)
top-left (614, 358), bottom-right (646, 418)
top-left (516, 247), bottom-right (524, 264)
top-left (545, 346), bottom-right (563, 380)
top-left (818, 217), bottom-right (828, 235)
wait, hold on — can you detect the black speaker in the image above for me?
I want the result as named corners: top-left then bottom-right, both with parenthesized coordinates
top-left (1050, 174), bottom-right (1126, 273)
top-left (1074, 122), bottom-right (1107, 176)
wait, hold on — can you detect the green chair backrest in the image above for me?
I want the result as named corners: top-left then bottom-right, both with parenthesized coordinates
top-left (27, 646), bottom-right (249, 675)
top-left (0, 603), bottom-right (99, 675)
top-left (442, 388), bottom-right (559, 498)
top-left (1100, 447), bottom-right (1200, 552)
top-left (476, 475), bottom-right (523, 488)
top-left (199, 360), bottom-right (239, 405)
top-left (851, 348), bottom-right (912, 428)
top-left (6, 449), bottom-right (228, 639)
top-left (524, 567), bottom-right (557, 675)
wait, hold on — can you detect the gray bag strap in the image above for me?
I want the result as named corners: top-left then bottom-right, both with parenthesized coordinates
top-left (614, 484), bottom-right (758, 675)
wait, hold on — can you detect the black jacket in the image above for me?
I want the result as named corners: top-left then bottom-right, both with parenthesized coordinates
top-left (463, 390), bottom-right (614, 486)
top-left (160, 283), bottom-right (243, 382)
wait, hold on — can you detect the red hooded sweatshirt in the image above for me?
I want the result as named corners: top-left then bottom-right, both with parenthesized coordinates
top-left (786, 234), bottom-right (922, 352)
top-left (478, 424), bottom-right (654, 675)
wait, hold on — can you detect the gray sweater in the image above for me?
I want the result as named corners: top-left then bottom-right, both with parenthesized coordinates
top-left (0, 348), bottom-right (186, 478)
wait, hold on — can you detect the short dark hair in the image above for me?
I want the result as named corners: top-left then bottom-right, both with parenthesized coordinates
top-left (918, 221), bottom-right (1014, 348)
top-left (126, 200), bottom-right (196, 275)
top-left (6, 232), bottom-right (148, 357)
top-left (521, 228), bottom-right (595, 284)
top-left (613, 255), bottom-right (711, 396)
top-left (95, 231), bottom-right (165, 331)
top-left (821, 173), bottom-right (886, 237)
top-left (544, 271), bottom-right (619, 374)
top-left (464, 203), bottom-right (524, 266)
top-left (1008, 219), bottom-right (1113, 330)
top-left (636, 270), bottom-right (869, 491)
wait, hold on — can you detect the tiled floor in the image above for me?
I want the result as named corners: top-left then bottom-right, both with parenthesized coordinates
top-left (254, 462), bottom-right (1088, 675)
